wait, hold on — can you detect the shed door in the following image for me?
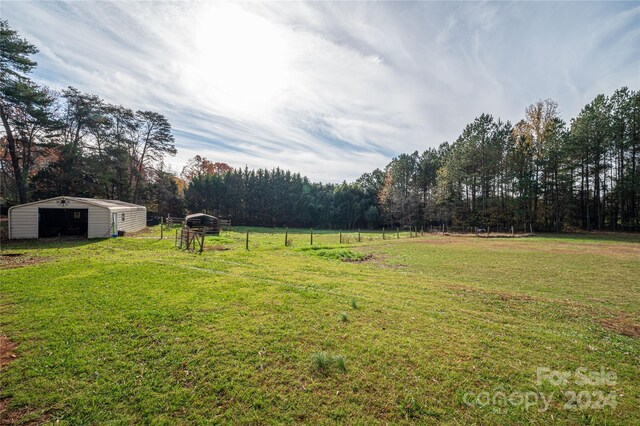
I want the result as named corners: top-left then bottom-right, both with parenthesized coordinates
top-left (38, 208), bottom-right (88, 238)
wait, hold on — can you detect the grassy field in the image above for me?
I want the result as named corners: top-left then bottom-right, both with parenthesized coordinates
top-left (1, 228), bottom-right (639, 424)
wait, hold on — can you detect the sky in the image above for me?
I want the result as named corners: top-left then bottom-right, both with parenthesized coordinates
top-left (2, 1), bottom-right (639, 182)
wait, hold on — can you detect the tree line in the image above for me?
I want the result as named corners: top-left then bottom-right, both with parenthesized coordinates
top-left (183, 165), bottom-right (377, 228)
top-left (1, 20), bottom-right (179, 213)
top-left (183, 91), bottom-right (639, 232)
top-left (2, 21), bottom-right (639, 232)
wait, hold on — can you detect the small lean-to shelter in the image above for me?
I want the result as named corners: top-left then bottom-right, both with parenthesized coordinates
top-left (8, 196), bottom-right (146, 239)
top-left (185, 213), bottom-right (220, 235)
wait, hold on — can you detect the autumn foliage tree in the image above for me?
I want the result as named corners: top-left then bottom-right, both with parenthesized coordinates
top-left (181, 155), bottom-right (232, 182)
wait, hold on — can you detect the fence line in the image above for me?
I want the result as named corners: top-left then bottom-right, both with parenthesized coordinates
top-left (235, 225), bottom-right (534, 249)
top-left (163, 223), bottom-right (534, 252)
top-left (176, 227), bottom-right (205, 253)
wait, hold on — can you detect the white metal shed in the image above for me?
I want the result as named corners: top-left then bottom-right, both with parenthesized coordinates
top-left (8, 196), bottom-right (147, 239)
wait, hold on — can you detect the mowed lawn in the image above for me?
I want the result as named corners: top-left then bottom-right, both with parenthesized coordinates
top-left (1, 229), bottom-right (639, 424)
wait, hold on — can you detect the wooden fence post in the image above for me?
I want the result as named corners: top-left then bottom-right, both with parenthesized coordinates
top-left (383, 227), bottom-right (385, 240)
top-left (285, 227), bottom-right (289, 247)
top-left (358, 228), bottom-right (361, 242)
top-left (396, 227), bottom-right (399, 239)
top-left (339, 230), bottom-right (342, 244)
top-left (310, 228), bottom-right (313, 245)
top-left (511, 226), bottom-right (514, 237)
top-left (200, 232), bottom-right (205, 253)
top-left (174, 228), bottom-right (178, 247)
top-left (246, 230), bottom-right (249, 250)
top-left (160, 217), bottom-right (164, 240)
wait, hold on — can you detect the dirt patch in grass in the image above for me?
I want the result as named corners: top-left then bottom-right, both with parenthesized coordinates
top-left (0, 337), bottom-right (22, 426)
top-left (0, 253), bottom-right (49, 269)
top-left (0, 399), bottom-right (22, 426)
top-left (443, 232), bottom-right (535, 239)
top-left (448, 285), bottom-right (604, 310)
top-left (341, 248), bottom-right (399, 267)
top-left (496, 292), bottom-right (537, 302)
top-left (486, 241), bottom-right (640, 258)
top-left (0, 399), bottom-right (25, 426)
top-left (599, 314), bottom-right (640, 339)
top-left (342, 253), bottom-right (374, 263)
top-left (0, 334), bottom-right (17, 367)
top-left (450, 286), bottom-right (539, 303)
top-left (205, 245), bottom-right (231, 251)
top-left (416, 234), bottom-right (639, 258)
top-left (0, 398), bottom-right (51, 426)
top-left (356, 252), bottom-right (406, 269)
top-left (449, 285), bottom-right (640, 338)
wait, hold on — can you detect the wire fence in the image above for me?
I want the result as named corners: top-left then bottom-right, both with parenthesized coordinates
top-left (172, 225), bottom-right (535, 251)
top-left (146, 217), bottom-right (536, 252)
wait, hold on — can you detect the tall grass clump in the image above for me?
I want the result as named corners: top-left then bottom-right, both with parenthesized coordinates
top-left (311, 352), bottom-right (347, 375)
top-left (312, 352), bottom-right (331, 374)
top-left (333, 355), bottom-right (346, 373)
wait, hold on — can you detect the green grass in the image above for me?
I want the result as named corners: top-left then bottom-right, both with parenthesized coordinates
top-left (1, 229), bottom-right (639, 424)
top-left (298, 245), bottom-right (366, 261)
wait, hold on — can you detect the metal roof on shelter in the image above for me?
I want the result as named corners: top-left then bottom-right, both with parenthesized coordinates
top-left (8, 196), bottom-right (144, 210)
top-left (70, 197), bottom-right (142, 208)
top-left (185, 213), bottom-right (218, 220)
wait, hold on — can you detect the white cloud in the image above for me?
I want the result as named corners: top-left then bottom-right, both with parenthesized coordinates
top-left (2, 1), bottom-right (639, 182)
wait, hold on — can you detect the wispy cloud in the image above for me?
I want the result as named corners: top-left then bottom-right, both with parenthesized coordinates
top-left (2, 1), bottom-right (638, 181)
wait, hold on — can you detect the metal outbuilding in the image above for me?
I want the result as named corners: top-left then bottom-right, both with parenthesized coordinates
top-left (8, 196), bottom-right (146, 239)
top-left (185, 213), bottom-right (221, 235)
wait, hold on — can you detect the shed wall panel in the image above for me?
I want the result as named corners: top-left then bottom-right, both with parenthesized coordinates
top-left (115, 207), bottom-right (146, 234)
top-left (89, 208), bottom-right (113, 239)
top-left (8, 205), bottom-right (38, 239)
